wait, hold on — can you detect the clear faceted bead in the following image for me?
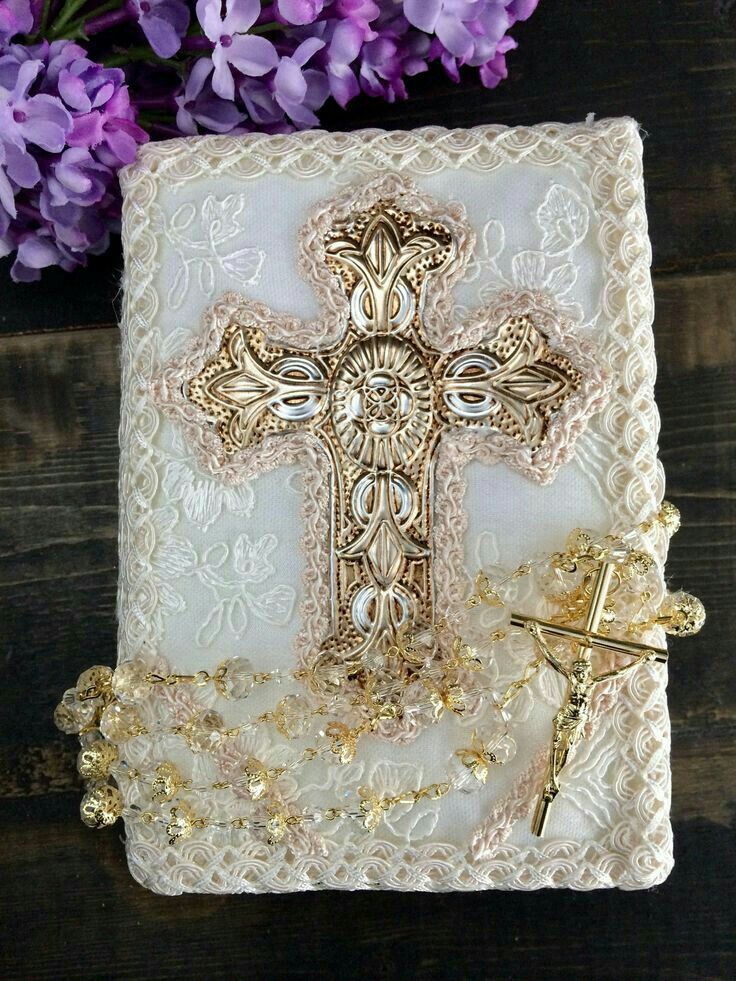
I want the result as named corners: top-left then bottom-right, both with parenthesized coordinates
top-left (187, 710), bottom-right (224, 751)
top-left (218, 657), bottom-right (255, 700)
top-left (533, 562), bottom-right (577, 602)
top-left (274, 694), bottom-right (312, 739)
top-left (482, 729), bottom-right (517, 766)
top-left (99, 703), bottom-right (144, 743)
top-left (309, 655), bottom-right (343, 695)
top-left (449, 752), bottom-right (486, 795)
top-left (112, 659), bottom-right (151, 704)
top-left (54, 688), bottom-right (95, 734)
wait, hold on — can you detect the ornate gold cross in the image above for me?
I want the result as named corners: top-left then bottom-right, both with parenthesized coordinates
top-left (185, 198), bottom-right (584, 672)
top-left (511, 558), bottom-right (704, 837)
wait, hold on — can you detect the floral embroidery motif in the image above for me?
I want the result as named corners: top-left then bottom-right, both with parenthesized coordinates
top-left (155, 193), bottom-right (265, 311)
top-left (458, 182), bottom-right (591, 325)
top-left (163, 459), bottom-right (254, 531)
top-left (146, 507), bottom-right (296, 647)
top-left (536, 184), bottom-right (590, 255)
top-left (195, 533), bottom-right (296, 647)
top-left (145, 507), bottom-right (197, 624)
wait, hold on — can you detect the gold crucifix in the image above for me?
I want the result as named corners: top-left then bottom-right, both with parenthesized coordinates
top-left (511, 558), bottom-right (704, 837)
top-left (185, 196), bottom-right (585, 674)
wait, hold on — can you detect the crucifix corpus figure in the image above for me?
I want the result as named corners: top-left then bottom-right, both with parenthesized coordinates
top-left (511, 558), bottom-right (702, 837)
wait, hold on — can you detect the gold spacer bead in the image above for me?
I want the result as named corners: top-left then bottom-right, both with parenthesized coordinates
top-left (77, 739), bottom-right (119, 780)
top-left (657, 500), bottom-right (681, 537)
top-left (80, 783), bottom-right (123, 829)
top-left (659, 591), bottom-right (706, 637)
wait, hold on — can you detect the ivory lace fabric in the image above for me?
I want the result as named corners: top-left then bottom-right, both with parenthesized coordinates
top-left (118, 120), bottom-right (671, 893)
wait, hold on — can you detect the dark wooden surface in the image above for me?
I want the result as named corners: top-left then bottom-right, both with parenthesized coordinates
top-left (1, 1), bottom-right (735, 978)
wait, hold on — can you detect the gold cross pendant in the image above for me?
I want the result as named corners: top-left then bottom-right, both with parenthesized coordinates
top-left (510, 553), bottom-right (705, 837)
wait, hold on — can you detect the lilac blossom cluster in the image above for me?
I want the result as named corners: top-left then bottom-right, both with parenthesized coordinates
top-left (1, 0), bottom-right (540, 281)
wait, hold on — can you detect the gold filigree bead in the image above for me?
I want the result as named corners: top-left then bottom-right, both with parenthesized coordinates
top-left (426, 680), bottom-right (466, 721)
top-left (76, 665), bottom-right (113, 702)
top-left (242, 758), bottom-right (271, 800)
top-left (325, 722), bottom-right (358, 764)
top-left (565, 528), bottom-right (594, 560)
top-left (357, 788), bottom-right (383, 832)
top-left (54, 688), bottom-right (96, 734)
top-left (215, 657), bottom-right (255, 699)
top-left (659, 592), bottom-right (706, 637)
top-left (112, 659), bottom-right (152, 704)
top-left (470, 572), bottom-right (503, 608)
top-left (624, 550), bottom-right (655, 577)
top-left (184, 710), bottom-right (224, 751)
top-left (386, 622), bottom-right (432, 668)
top-left (151, 761), bottom-right (186, 803)
top-left (451, 636), bottom-right (482, 671)
top-left (265, 809), bottom-right (288, 845)
top-left (99, 703), bottom-right (146, 743)
top-left (657, 500), bottom-right (681, 537)
top-left (80, 783), bottom-right (123, 828)
top-left (166, 803), bottom-right (195, 844)
top-left (77, 739), bottom-right (119, 780)
top-left (452, 728), bottom-right (516, 793)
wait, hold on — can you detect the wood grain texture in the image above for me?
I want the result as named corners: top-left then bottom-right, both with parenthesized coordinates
top-left (0, 0), bottom-right (735, 977)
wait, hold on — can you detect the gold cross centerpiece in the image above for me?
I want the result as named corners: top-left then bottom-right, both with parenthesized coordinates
top-left (508, 521), bottom-right (705, 837)
top-left (173, 179), bottom-right (603, 677)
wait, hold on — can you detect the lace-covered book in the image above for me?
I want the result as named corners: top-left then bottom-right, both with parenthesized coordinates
top-left (115, 119), bottom-right (675, 893)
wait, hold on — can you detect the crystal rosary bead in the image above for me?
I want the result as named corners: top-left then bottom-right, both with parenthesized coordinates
top-left (216, 657), bottom-right (255, 699)
top-left (112, 659), bottom-right (152, 704)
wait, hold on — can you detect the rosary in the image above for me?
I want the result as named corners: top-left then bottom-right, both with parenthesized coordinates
top-left (55, 500), bottom-right (703, 846)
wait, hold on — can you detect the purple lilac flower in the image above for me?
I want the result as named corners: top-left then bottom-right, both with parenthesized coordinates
top-left (1, 0), bottom-right (542, 282)
top-left (0, 0), bottom-right (34, 45)
top-left (196, 0), bottom-right (279, 101)
top-left (322, 18), bottom-right (363, 106)
top-left (404, 0), bottom-right (539, 88)
top-left (0, 58), bottom-right (71, 153)
top-left (0, 40), bottom-right (147, 282)
top-left (354, 4), bottom-right (429, 101)
top-left (176, 57), bottom-right (247, 133)
top-left (271, 36), bottom-right (328, 126)
top-left (274, 0), bottom-right (325, 25)
top-left (132, 0), bottom-right (191, 59)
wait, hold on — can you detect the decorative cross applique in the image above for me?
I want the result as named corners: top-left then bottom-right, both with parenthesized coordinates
top-left (183, 196), bottom-right (587, 673)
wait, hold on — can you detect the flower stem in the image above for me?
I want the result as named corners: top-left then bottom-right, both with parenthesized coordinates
top-left (85, 4), bottom-right (132, 36)
top-left (51, 0), bottom-right (128, 39)
top-left (135, 94), bottom-right (175, 109)
top-left (48, 0), bottom-right (98, 37)
top-left (103, 45), bottom-right (181, 69)
top-left (250, 21), bottom-right (280, 35)
top-left (39, 0), bottom-right (55, 35)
